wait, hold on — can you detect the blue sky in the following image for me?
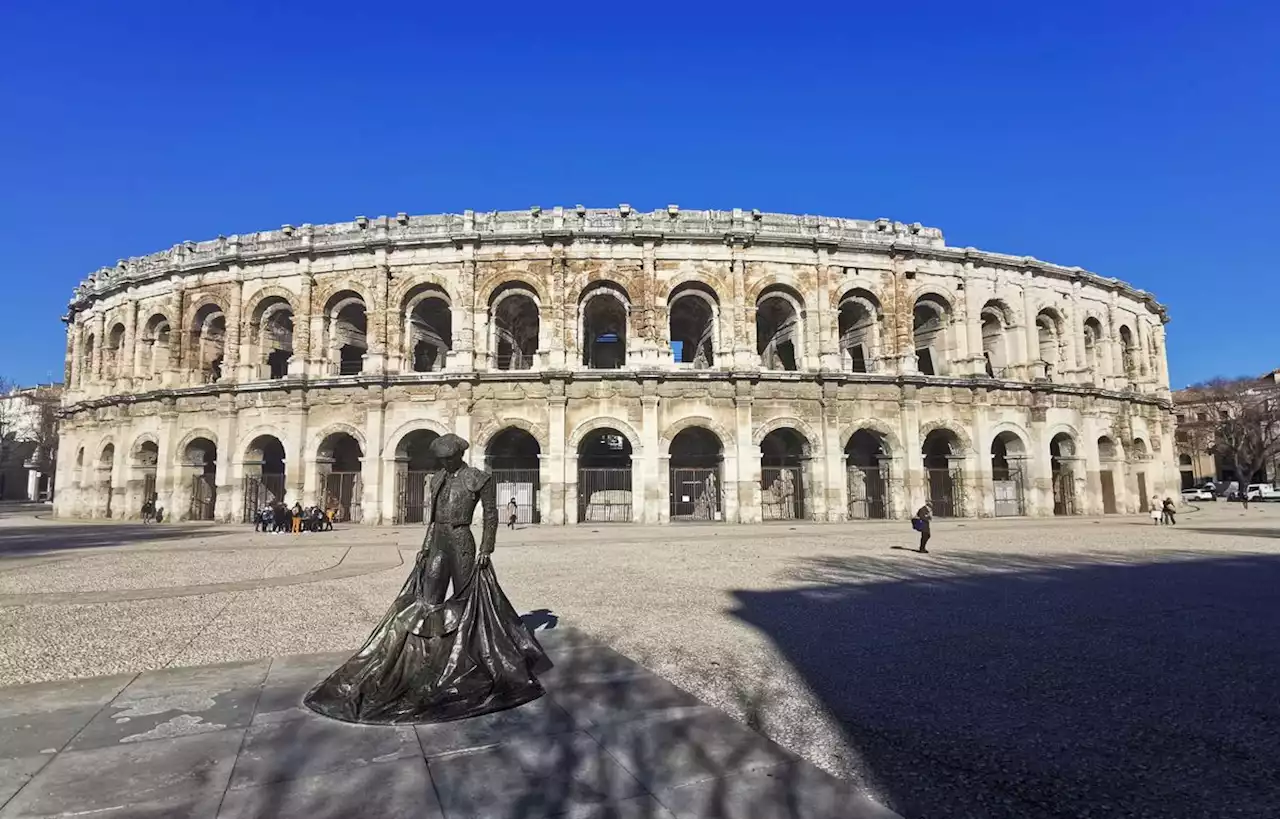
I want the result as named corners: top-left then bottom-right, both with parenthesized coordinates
top-left (1, 1), bottom-right (1275, 388)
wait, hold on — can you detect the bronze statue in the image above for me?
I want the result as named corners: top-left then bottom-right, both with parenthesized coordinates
top-left (305, 433), bottom-right (551, 724)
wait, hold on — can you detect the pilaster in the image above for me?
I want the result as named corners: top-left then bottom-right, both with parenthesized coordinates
top-left (733, 381), bottom-right (757, 523)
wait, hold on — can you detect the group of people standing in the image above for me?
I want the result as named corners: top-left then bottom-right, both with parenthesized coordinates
top-left (253, 502), bottom-right (335, 533)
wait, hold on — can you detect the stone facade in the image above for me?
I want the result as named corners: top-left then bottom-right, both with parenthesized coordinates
top-left (54, 207), bottom-right (1177, 524)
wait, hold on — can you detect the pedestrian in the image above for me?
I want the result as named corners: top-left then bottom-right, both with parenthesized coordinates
top-left (292, 501), bottom-right (304, 534)
top-left (1162, 497), bottom-right (1177, 526)
top-left (912, 500), bottom-right (933, 553)
top-left (1149, 502), bottom-right (1162, 525)
top-left (141, 495), bottom-right (155, 524)
top-left (507, 497), bottom-right (518, 530)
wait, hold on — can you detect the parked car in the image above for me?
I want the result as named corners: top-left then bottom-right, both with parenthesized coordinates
top-left (1181, 487), bottom-right (1215, 502)
top-left (1247, 484), bottom-right (1280, 501)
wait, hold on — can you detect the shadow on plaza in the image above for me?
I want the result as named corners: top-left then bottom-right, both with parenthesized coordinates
top-left (724, 548), bottom-right (1280, 819)
top-left (0, 521), bottom-right (220, 557)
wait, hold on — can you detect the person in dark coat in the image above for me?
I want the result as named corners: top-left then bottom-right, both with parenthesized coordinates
top-left (507, 497), bottom-right (519, 529)
top-left (1162, 497), bottom-right (1177, 525)
top-left (914, 500), bottom-right (933, 553)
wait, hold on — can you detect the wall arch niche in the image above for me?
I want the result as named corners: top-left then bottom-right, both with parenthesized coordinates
top-left (578, 428), bottom-right (633, 522)
top-left (487, 428), bottom-right (542, 524)
top-left (669, 427), bottom-right (724, 521)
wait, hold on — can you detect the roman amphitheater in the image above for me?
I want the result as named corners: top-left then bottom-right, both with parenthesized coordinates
top-left (54, 207), bottom-right (1176, 525)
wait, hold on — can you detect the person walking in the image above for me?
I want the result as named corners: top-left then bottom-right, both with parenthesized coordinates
top-left (1150, 500), bottom-right (1163, 525)
top-left (507, 497), bottom-right (518, 530)
top-left (291, 502), bottom-right (304, 534)
top-left (141, 495), bottom-right (155, 524)
top-left (913, 500), bottom-right (933, 553)
top-left (1162, 497), bottom-right (1177, 525)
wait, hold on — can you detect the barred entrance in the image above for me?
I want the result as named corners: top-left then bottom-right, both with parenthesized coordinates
top-left (669, 426), bottom-right (724, 522)
top-left (760, 428), bottom-right (807, 521)
top-left (1050, 432), bottom-right (1078, 516)
top-left (846, 464), bottom-right (890, 519)
top-left (926, 467), bottom-right (964, 518)
top-left (488, 428), bottom-right (542, 525)
top-left (189, 474), bottom-right (216, 520)
top-left (241, 473), bottom-right (286, 522)
top-left (396, 470), bottom-right (434, 524)
top-left (1100, 470), bottom-right (1118, 514)
top-left (578, 428), bottom-right (632, 522)
top-left (141, 473), bottom-right (156, 504)
top-left (991, 432), bottom-right (1028, 517)
top-left (322, 472), bottom-right (361, 522)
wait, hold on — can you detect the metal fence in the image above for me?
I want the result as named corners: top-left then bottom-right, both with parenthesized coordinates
top-left (761, 466), bottom-right (805, 521)
top-left (395, 470), bottom-right (435, 524)
top-left (670, 467), bottom-right (723, 521)
top-left (578, 468), bottom-right (632, 522)
top-left (846, 464), bottom-right (891, 519)
top-left (189, 474), bottom-right (216, 521)
top-left (241, 474), bottom-right (287, 523)
top-left (323, 472), bottom-right (361, 522)
top-left (926, 468), bottom-right (965, 518)
top-left (992, 467), bottom-right (1025, 517)
top-left (1052, 469), bottom-right (1077, 515)
top-left (493, 469), bottom-right (540, 524)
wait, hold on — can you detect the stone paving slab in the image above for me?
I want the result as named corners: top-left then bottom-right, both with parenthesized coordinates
top-left (0, 626), bottom-right (897, 819)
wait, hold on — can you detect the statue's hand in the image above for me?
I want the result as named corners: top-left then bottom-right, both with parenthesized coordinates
top-left (477, 551), bottom-right (492, 568)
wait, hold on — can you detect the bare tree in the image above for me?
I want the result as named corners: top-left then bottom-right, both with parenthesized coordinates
top-left (1180, 376), bottom-right (1280, 508)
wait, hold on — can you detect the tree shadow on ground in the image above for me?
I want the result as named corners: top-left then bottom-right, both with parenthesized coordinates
top-left (729, 549), bottom-right (1280, 819)
top-left (0, 522), bottom-right (222, 558)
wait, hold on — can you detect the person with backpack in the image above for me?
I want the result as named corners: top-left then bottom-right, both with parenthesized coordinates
top-left (912, 500), bottom-right (933, 553)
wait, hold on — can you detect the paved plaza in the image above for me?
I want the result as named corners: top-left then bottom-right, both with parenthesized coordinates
top-left (2, 504), bottom-right (1279, 818)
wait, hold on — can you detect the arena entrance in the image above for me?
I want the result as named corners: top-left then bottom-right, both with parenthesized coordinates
top-left (990, 432), bottom-right (1027, 517)
top-left (669, 427), bottom-right (724, 522)
top-left (394, 430), bottom-right (439, 524)
top-left (1050, 433), bottom-right (1078, 515)
top-left (318, 432), bottom-right (362, 522)
top-left (184, 437), bottom-right (217, 521)
top-left (760, 428), bottom-right (807, 521)
top-left (578, 429), bottom-right (632, 523)
top-left (845, 429), bottom-right (890, 519)
top-left (241, 435), bottom-right (287, 522)
top-left (922, 429), bottom-right (964, 518)
top-left (487, 428), bottom-right (541, 525)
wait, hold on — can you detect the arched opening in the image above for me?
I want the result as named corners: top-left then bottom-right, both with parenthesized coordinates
top-left (760, 428), bottom-right (808, 520)
top-left (250, 298), bottom-right (294, 380)
top-left (81, 334), bottom-right (96, 383)
top-left (191, 304), bottom-right (226, 384)
top-left (242, 434), bottom-right (287, 522)
top-left (838, 290), bottom-right (880, 373)
top-left (669, 283), bottom-right (717, 367)
top-left (141, 314), bottom-right (172, 378)
top-left (491, 283), bottom-right (540, 371)
top-left (394, 429), bottom-right (440, 524)
top-left (1097, 435), bottom-right (1120, 514)
top-left (98, 443), bottom-right (116, 518)
top-left (913, 295), bottom-right (951, 376)
top-left (845, 429), bottom-right (890, 519)
top-left (580, 282), bottom-right (628, 369)
top-left (990, 432), bottom-right (1027, 516)
top-left (132, 439), bottom-right (159, 518)
top-left (922, 428), bottom-right (964, 517)
top-left (487, 428), bottom-right (542, 525)
top-left (1036, 310), bottom-right (1063, 381)
top-left (1050, 433), bottom-right (1078, 515)
top-left (106, 324), bottom-right (126, 380)
top-left (577, 428), bottom-right (632, 522)
top-left (405, 286), bottom-right (452, 373)
top-left (756, 287), bottom-right (802, 371)
top-left (669, 427), bottom-right (724, 522)
top-left (318, 432), bottom-right (363, 521)
top-left (183, 437), bottom-right (218, 520)
top-left (980, 301), bottom-right (1012, 377)
top-left (1082, 318), bottom-right (1103, 384)
top-left (326, 292), bottom-right (368, 376)
top-left (1119, 325), bottom-right (1137, 381)
top-left (1179, 453), bottom-right (1195, 490)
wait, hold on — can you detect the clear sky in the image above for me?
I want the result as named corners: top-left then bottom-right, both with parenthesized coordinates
top-left (1, 0), bottom-right (1275, 388)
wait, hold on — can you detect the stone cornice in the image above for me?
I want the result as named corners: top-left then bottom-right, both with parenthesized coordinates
top-left (64, 207), bottom-right (1168, 321)
top-left (61, 369), bottom-right (1173, 416)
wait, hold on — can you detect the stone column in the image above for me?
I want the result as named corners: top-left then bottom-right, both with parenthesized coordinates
top-left (814, 247), bottom-right (837, 372)
top-left (167, 289), bottom-right (186, 386)
top-left (971, 388), bottom-right (993, 517)
top-left (730, 250), bottom-right (755, 370)
top-left (124, 297), bottom-right (139, 387)
top-left (892, 255), bottom-right (916, 374)
top-left (1027, 405), bottom-right (1052, 516)
top-left (734, 384), bottom-right (757, 523)
top-left (223, 274), bottom-right (243, 383)
top-left (821, 383), bottom-right (844, 521)
top-left (65, 319), bottom-right (79, 390)
top-left (1022, 281), bottom-right (1041, 380)
top-left (640, 388), bottom-right (661, 523)
top-left (291, 265), bottom-right (313, 377)
top-left (1106, 302), bottom-right (1123, 389)
top-left (214, 395), bottom-right (237, 522)
top-left (898, 384), bottom-right (922, 512)
top-left (547, 382), bottom-right (567, 524)
top-left (949, 289), bottom-right (972, 375)
top-left (1064, 285), bottom-right (1083, 381)
top-left (452, 252), bottom-right (477, 372)
top-left (92, 312), bottom-right (106, 382)
top-left (362, 385), bottom-right (385, 524)
top-left (547, 243), bottom-right (568, 370)
top-left (964, 273), bottom-right (985, 376)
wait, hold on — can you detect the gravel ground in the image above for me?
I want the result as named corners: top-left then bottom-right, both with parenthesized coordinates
top-left (2, 503), bottom-right (1278, 818)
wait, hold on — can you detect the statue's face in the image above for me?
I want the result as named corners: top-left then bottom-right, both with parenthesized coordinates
top-left (441, 452), bottom-right (464, 472)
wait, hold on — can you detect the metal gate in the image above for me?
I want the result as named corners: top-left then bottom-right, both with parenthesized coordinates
top-left (992, 467), bottom-right (1025, 517)
top-left (670, 467), bottom-right (723, 521)
top-left (241, 474), bottom-right (286, 522)
top-left (1100, 470), bottom-right (1118, 514)
top-left (189, 474), bottom-right (216, 520)
top-left (1052, 469), bottom-right (1077, 515)
top-left (323, 472), bottom-right (361, 522)
top-left (847, 464), bottom-right (890, 519)
top-left (142, 473), bottom-right (156, 504)
top-left (926, 467), bottom-right (964, 518)
top-left (1137, 473), bottom-right (1149, 512)
top-left (578, 467), bottom-right (632, 522)
top-left (493, 469), bottom-right (540, 524)
top-left (761, 466), bottom-right (804, 521)
top-left (395, 470), bottom-right (434, 524)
